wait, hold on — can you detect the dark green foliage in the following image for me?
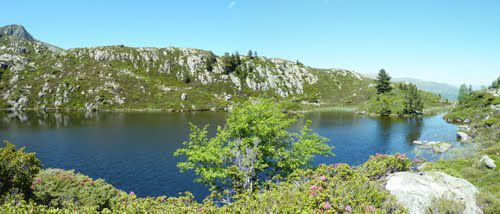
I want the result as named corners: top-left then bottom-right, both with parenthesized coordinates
top-left (458, 84), bottom-right (471, 104)
top-left (376, 69), bottom-right (392, 94)
top-left (247, 50), bottom-right (253, 59)
top-left (205, 52), bottom-right (217, 72)
top-left (0, 141), bottom-right (42, 201)
top-left (32, 169), bottom-right (121, 210)
top-left (403, 83), bottom-right (424, 115)
top-left (221, 52), bottom-right (242, 74)
top-left (490, 76), bottom-right (500, 89)
top-left (296, 60), bottom-right (303, 66)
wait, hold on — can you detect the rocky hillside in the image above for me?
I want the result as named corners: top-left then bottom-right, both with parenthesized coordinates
top-left (0, 25), bottom-right (379, 111)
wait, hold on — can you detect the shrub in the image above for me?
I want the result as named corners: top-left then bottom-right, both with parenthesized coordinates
top-left (174, 99), bottom-right (332, 197)
top-left (228, 163), bottom-right (407, 213)
top-left (425, 195), bottom-right (466, 214)
top-left (0, 141), bottom-right (42, 201)
top-left (109, 192), bottom-right (206, 213)
top-left (32, 168), bottom-right (121, 210)
top-left (362, 153), bottom-right (411, 179)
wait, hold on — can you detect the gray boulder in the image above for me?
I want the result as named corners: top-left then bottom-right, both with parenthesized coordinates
top-left (386, 171), bottom-right (482, 214)
top-left (180, 93), bottom-right (187, 101)
top-left (457, 132), bottom-right (469, 141)
top-left (480, 155), bottom-right (496, 169)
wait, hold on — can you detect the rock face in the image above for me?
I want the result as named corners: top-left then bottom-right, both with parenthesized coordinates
top-left (480, 155), bottom-right (496, 169)
top-left (386, 172), bottom-right (482, 214)
top-left (0, 24), bottom-right (35, 41)
top-left (457, 132), bottom-right (469, 141)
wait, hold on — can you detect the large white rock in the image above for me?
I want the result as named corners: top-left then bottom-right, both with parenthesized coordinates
top-left (386, 172), bottom-right (482, 214)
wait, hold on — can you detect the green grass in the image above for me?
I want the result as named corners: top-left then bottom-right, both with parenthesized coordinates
top-left (424, 90), bottom-right (500, 213)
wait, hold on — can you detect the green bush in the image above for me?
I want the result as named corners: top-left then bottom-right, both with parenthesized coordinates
top-left (425, 195), bottom-right (466, 214)
top-left (227, 163), bottom-right (407, 213)
top-left (362, 153), bottom-right (411, 179)
top-left (32, 168), bottom-right (121, 211)
top-left (0, 141), bottom-right (42, 201)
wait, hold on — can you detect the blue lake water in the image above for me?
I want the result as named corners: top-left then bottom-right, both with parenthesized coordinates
top-left (0, 111), bottom-right (458, 200)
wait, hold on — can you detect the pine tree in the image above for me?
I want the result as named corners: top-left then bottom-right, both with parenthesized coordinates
top-left (458, 84), bottom-right (470, 104)
top-left (490, 76), bottom-right (500, 89)
top-left (205, 52), bottom-right (217, 72)
top-left (403, 84), bottom-right (423, 115)
top-left (221, 52), bottom-right (242, 74)
top-left (247, 50), bottom-right (253, 59)
top-left (376, 69), bottom-right (392, 94)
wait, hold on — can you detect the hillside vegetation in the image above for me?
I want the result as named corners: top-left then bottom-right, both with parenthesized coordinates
top-left (360, 70), bottom-right (449, 116)
top-left (425, 85), bottom-right (500, 213)
top-left (0, 25), bottom-right (443, 112)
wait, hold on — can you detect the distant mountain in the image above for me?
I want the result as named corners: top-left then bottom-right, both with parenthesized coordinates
top-left (0, 24), bottom-right (35, 41)
top-left (393, 77), bottom-right (459, 100)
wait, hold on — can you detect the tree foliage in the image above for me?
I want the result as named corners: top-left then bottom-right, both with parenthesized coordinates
top-left (458, 84), bottom-right (471, 104)
top-left (375, 69), bottom-right (392, 94)
top-left (0, 141), bottom-right (42, 201)
top-left (403, 83), bottom-right (424, 115)
top-left (221, 52), bottom-right (242, 74)
top-left (174, 99), bottom-right (332, 197)
top-left (490, 76), bottom-right (500, 89)
top-left (205, 52), bottom-right (217, 72)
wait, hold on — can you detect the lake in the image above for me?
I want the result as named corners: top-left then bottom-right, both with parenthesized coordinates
top-left (0, 110), bottom-right (459, 199)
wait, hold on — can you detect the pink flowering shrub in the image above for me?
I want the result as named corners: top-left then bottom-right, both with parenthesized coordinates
top-left (231, 163), bottom-right (406, 213)
top-left (31, 168), bottom-right (121, 210)
top-left (362, 153), bottom-right (411, 179)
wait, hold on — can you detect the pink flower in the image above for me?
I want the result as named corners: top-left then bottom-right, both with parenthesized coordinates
top-left (310, 185), bottom-right (318, 190)
top-left (129, 191), bottom-right (135, 196)
top-left (34, 177), bottom-right (42, 183)
top-left (324, 201), bottom-right (331, 209)
top-left (319, 176), bottom-right (327, 181)
top-left (311, 191), bottom-right (317, 196)
top-left (345, 205), bottom-right (352, 212)
top-left (365, 205), bottom-right (375, 212)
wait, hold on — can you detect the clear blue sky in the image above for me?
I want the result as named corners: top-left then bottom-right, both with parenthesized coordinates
top-left (2, 0), bottom-right (499, 86)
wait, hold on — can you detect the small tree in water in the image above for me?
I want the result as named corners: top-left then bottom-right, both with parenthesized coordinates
top-left (376, 69), bottom-right (392, 94)
top-left (174, 99), bottom-right (332, 200)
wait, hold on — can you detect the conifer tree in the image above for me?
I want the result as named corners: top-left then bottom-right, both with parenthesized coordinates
top-left (376, 69), bottom-right (392, 94)
top-left (403, 84), bottom-right (423, 115)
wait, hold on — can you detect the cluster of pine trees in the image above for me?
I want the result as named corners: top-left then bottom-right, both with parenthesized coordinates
top-left (375, 69), bottom-right (423, 115)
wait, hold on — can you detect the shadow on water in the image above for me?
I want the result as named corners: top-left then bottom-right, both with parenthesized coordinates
top-left (0, 110), bottom-right (457, 199)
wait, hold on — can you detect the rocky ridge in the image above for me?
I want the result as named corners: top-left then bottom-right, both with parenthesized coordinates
top-left (0, 25), bottom-right (374, 111)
